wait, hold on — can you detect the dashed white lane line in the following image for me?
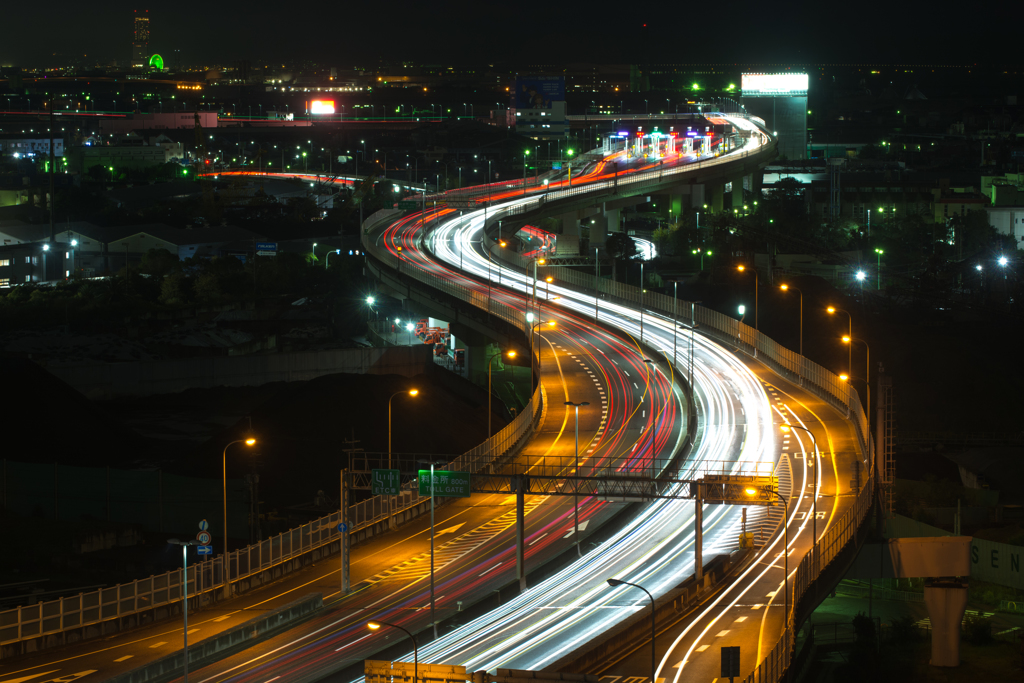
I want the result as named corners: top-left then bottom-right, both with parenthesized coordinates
top-left (114, 655), bottom-right (133, 662)
top-left (149, 641), bottom-right (167, 648)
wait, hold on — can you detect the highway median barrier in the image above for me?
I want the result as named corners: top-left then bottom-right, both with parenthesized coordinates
top-left (109, 592), bottom-right (323, 683)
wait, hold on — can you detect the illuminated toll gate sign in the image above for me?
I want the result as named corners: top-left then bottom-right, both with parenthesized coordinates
top-left (418, 470), bottom-right (471, 498)
top-left (698, 474), bottom-right (779, 505)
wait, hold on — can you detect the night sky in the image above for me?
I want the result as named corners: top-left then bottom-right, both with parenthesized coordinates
top-left (2, 0), bottom-right (1020, 68)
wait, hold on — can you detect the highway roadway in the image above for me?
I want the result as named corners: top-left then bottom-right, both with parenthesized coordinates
top-left (0, 118), bottom-right (832, 683)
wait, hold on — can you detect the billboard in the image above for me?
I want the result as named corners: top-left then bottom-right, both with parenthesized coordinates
top-left (741, 73), bottom-right (808, 96)
top-left (512, 76), bottom-right (565, 110)
top-left (310, 100), bottom-right (336, 115)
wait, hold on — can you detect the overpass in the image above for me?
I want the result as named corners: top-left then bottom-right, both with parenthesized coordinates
top-left (359, 115), bottom-right (874, 681)
top-left (0, 115), bottom-right (873, 683)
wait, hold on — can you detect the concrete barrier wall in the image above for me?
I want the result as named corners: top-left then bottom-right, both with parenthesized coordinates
top-left (110, 592), bottom-right (323, 683)
top-left (45, 346), bottom-right (433, 400)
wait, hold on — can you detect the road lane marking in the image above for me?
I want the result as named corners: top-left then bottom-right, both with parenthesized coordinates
top-left (187, 629), bottom-right (200, 634)
top-left (751, 604), bottom-right (763, 609)
top-left (734, 616), bottom-right (748, 622)
top-left (695, 645), bottom-right (709, 652)
top-left (0, 671), bottom-right (60, 683)
top-left (528, 532), bottom-right (548, 546)
top-left (478, 563), bottom-right (502, 577)
top-left (212, 615), bottom-right (230, 622)
top-left (149, 641), bottom-right (167, 648)
top-left (715, 630), bottom-right (730, 637)
top-left (114, 656), bottom-right (133, 662)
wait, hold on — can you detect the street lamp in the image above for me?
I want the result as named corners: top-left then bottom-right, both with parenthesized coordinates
top-left (779, 284), bottom-right (803, 357)
top-left (167, 539), bottom-right (200, 683)
top-left (388, 390), bottom-right (419, 471)
top-left (365, 296), bottom-right (376, 323)
top-left (606, 578), bottom-right (656, 683)
top-left (779, 424), bottom-right (819, 565)
top-left (325, 248), bottom-right (340, 269)
top-left (826, 306), bottom-right (853, 376)
top-left (545, 276), bottom-right (553, 299)
top-left (488, 351), bottom-right (516, 463)
top-left (744, 485), bottom-right (790, 631)
top-left (222, 437), bottom-right (256, 588)
top-left (368, 621), bottom-right (417, 683)
top-left (737, 265), bottom-right (758, 331)
top-left (874, 248), bottom-right (884, 290)
top-left (529, 320), bottom-right (556, 375)
top-left (564, 401), bottom-right (589, 557)
top-left (842, 335), bottom-right (871, 433)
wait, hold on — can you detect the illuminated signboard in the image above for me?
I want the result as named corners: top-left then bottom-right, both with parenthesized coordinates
top-left (310, 100), bottom-right (336, 115)
top-left (741, 73), bottom-right (808, 96)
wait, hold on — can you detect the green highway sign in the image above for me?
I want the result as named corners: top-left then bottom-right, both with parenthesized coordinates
top-left (418, 470), bottom-right (471, 498)
top-left (397, 201), bottom-right (419, 210)
top-left (371, 469), bottom-right (401, 495)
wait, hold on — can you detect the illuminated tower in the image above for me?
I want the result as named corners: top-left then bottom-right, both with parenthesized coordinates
top-left (132, 10), bottom-right (150, 69)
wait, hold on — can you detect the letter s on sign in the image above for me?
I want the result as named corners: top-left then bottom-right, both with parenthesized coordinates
top-left (971, 545), bottom-right (979, 564)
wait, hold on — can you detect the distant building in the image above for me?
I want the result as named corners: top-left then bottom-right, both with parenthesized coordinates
top-left (741, 73), bottom-right (808, 161)
top-left (0, 134), bottom-right (64, 161)
top-left (132, 10), bottom-right (150, 69)
top-left (100, 112), bottom-right (218, 135)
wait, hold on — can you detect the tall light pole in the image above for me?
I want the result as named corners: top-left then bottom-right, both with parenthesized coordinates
top-left (388, 389), bottom-right (419, 529)
top-left (419, 459), bottom-right (446, 639)
top-left (607, 578), bottom-right (655, 683)
top-left (564, 401), bottom-right (589, 557)
top-left (737, 264), bottom-right (758, 331)
top-left (222, 437), bottom-right (256, 593)
top-left (745, 486), bottom-right (790, 632)
top-left (874, 248), bottom-right (884, 290)
top-left (529, 320), bottom-right (556, 377)
top-left (167, 539), bottom-right (199, 683)
top-left (325, 248), bottom-right (340, 269)
top-left (780, 424), bottom-right (818, 564)
top-left (639, 262), bottom-right (645, 343)
top-left (779, 284), bottom-right (803, 357)
top-left (690, 300), bottom-right (702, 384)
top-left (842, 335), bottom-right (871, 433)
top-left (827, 306), bottom-right (853, 375)
top-left (488, 351), bottom-right (516, 463)
top-left (368, 621), bottom-right (417, 683)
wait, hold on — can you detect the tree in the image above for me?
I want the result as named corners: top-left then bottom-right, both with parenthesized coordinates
top-left (605, 233), bottom-right (639, 283)
top-left (140, 248), bottom-right (180, 279)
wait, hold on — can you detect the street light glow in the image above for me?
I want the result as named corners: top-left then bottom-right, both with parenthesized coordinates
top-left (366, 296), bottom-right (376, 305)
top-left (842, 335), bottom-right (852, 343)
top-left (245, 438), bottom-right (256, 446)
top-left (839, 373), bottom-right (849, 382)
top-left (856, 271), bottom-right (866, 281)
top-left (367, 622), bottom-right (381, 630)
top-left (409, 389), bottom-right (419, 397)
top-left (744, 487), bottom-right (757, 496)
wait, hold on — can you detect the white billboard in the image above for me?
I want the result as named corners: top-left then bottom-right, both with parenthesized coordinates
top-left (741, 73), bottom-right (808, 96)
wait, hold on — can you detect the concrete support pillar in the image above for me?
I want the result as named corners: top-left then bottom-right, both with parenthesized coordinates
top-left (923, 583), bottom-right (968, 667)
top-left (560, 213), bottom-right (580, 256)
top-left (603, 206), bottom-right (621, 234)
top-left (708, 182), bottom-right (724, 214)
top-left (690, 183), bottom-right (706, 210)
top-left (732, 177), bottom-right (744, 212)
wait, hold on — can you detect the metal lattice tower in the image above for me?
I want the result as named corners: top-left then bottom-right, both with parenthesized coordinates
top-left (828, 158), bottom-right (843, 223)
top-left (878, 370), bottom-right (896, 516)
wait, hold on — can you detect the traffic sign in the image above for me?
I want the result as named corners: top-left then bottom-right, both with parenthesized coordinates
top-left (418, 470), bottom-right (471, 498)
top-left (197, 531), bottom-right (212, 545)
top-left (256, 242), bottom-right (278, 256)
top-left (198, 519), bottom-right (209, 531)
top-left (397, 201), bottom-right (419, 210)
top-left (721, 646), bottom-right (740, 679)
top-left (337, 522), bottom-right (348, 533)
top-left (371, 469), bottom-right (401, 496)
top-left (197, 545), bottom-right (212, 556)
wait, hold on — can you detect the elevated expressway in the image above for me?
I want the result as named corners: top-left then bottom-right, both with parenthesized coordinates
top-left (0, 117), bottom-right (872, 683)
top-left (352, 117), bottom-right (874, 682)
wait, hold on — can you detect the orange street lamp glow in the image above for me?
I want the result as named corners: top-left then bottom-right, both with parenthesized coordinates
top-left (409, 389), bottom-right (419, 397)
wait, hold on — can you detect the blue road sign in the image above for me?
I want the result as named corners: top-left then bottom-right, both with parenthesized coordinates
top-left (198, 519), bottom-right (209, 531)
top-left (256, 242), bottom-right (278, 256)
top-left (337, 522), bottom-right (348, 533)
top-left (197, 545), bottom-right (212, 556)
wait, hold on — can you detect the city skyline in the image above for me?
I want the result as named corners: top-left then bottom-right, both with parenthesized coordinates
top-left (2, 0), bottom-right (1022, 69)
